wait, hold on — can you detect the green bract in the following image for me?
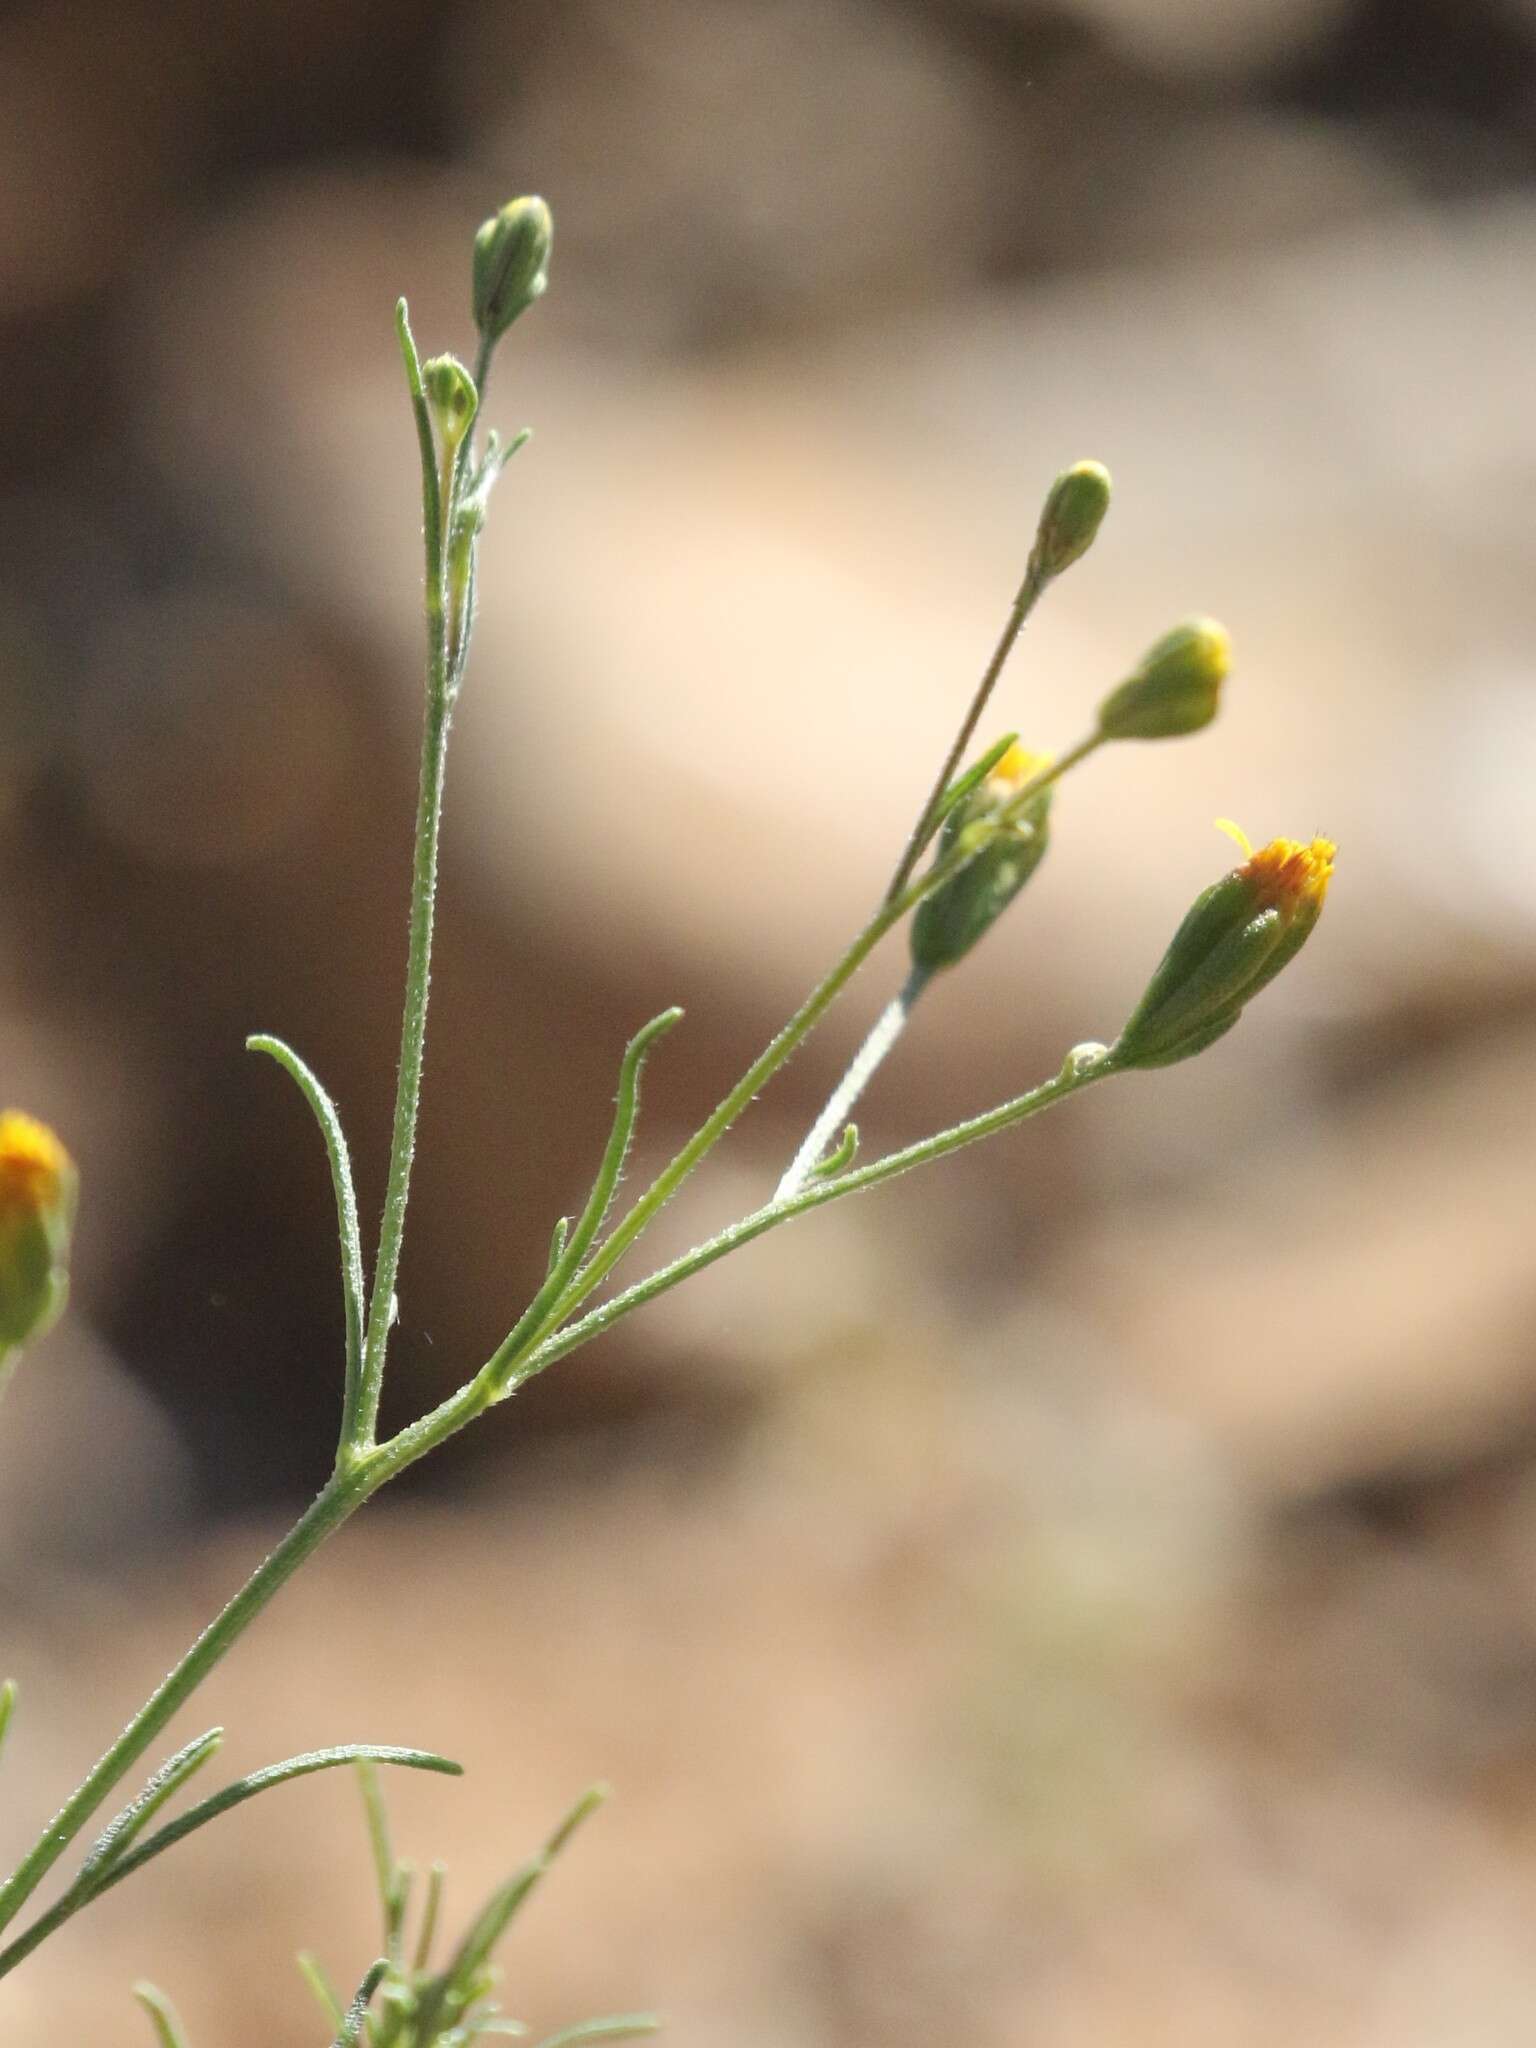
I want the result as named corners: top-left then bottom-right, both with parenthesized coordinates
top-left (910, 748), bottom-right (1053, 975)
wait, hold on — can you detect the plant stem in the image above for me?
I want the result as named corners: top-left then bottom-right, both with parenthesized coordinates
top-left (351, 306), bottom-right (455, 1456)
top-left (0, 1364), bottom-right (504, 1972)
top-left (773, 966), bottom-right (929, 1202)
top-left (477, 836), bottom-right (984, 1390)
top-left (0, 1471), bottom-right (367, 1950)
top-left (510, 1052), bottom-right (1118, 1389)
top-left (883, 557), bottom-right (1050, 905)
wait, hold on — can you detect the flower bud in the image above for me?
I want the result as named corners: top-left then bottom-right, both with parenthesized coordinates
top-left (1096, 617), bottom-right (1229, 741)
top-left (421, 354), bottom-right (478, 460)
top-left (1032, 461), bottom-right (1112, 580)
top-left (910, 744), bottom-right (1053, 975)
top-left (0, 1112), bottom-right (74, 1347)
top-left (1112, 829), bottom-right (1334, 1069)
top-left (472, 196), bottom-right (553, 345)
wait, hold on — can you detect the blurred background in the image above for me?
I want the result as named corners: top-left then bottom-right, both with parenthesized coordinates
top-left (3, 0), bottom-right (1536, 2039)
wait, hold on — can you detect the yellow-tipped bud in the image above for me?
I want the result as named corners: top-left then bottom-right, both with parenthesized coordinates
top-left (0, 1112), bottom-right (74, 1347)
top-left (421, 354), bottom-right (478, 461)
top-left (1112, 830), bottom-right (1335, 1069)
top-left (1096, 617), bottom-right (1230, 741)
top-left (910, 743), bottom-right (1054, 975)
top-left (472, 196), bottom-right (553, 345)
top-left (1033, 461), bottom-right (1112, 579)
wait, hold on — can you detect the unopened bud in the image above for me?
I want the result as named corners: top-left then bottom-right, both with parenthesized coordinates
top-left (1033, 461), bottom-right (1112, 580)
top-left (421, 354), bottom-right (478, 461)
top-left (472, 196), bottom-right (553, 345)
top-left (1112, 828), bottom-right (1334, 1069)
top-left (1097, 617), bottom-right (1229, 742)
top-left (910, 744), bottom-right (1053, 975)
top-left (0, 1112), bottom-right (74, 1347)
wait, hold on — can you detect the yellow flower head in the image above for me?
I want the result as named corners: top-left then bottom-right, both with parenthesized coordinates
top-left (1241, 836), bottom-right (1336, 917)
top-left (0, 1111), bottom-right (74, 1348)
top-left (0, 1112), bottom-right (70, 1222)
top-left (1111, 824), bottom-right (1336, 1070)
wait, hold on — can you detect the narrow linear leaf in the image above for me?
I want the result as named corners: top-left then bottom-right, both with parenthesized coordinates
top-left (80, 1728), bottom-right (224, 1881)
top-left (0, 1679), bottom-right (16, 1768)
top-left (412, 1786), bottom-right (609, 2044)
top-left (332, 1958), bottom-right (389, 2048)
top-left (247, 1035), bottom-right (366, 1407)
top-left (95, 1746), bottom-right (462, 1900)
top-left (489, 1013), bottom-right (682, 1389)
top-left (355, 1760), bottom-right (397, 1931)
top-left (934, 732), bottom-right (1019, 828)
top-left (532, 2017), bottom-right (662, 2048)
top-left (414, 1860), bottom-right (447, 1974)
top-left (133, 1981), bottom-right (193, 2048)
top-left (449, 1784), bottom-right (609, 1990)
top-left (297, 1951), bottom-right (347, 2029)
top-left (545, 1216), bottom-right (570, 1278)
top-left (565, 1014), bottom-right (682, 1277)
top-left (809, 1123), bottom-right (859, 1180)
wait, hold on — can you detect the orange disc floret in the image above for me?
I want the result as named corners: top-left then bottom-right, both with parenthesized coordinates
top-left (0, 1111), bottom-right (70, 1219)
top-left (1240, 836), bottom-right (1335, 918)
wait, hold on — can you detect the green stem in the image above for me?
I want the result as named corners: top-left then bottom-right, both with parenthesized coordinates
top-left (509, 1052), bottom-right (1118, 1390)
top-left (884, 557), bottom-right (1051, 905)
top-left (0, 1471), bottom-right (366, 1950)
top-left (0, 1365), bottom-right (501, 1972)
top-left (0, 305), bottom-right (478, 1964)
top-left (478, 837), bottom-right (982, 1392)
top-left (352, 306), bottom-right (456, 1455)
top-left (774, 966), bottom-right (928, 1202)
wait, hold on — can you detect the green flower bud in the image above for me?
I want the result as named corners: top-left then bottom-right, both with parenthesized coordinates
top-left (421, 354), bottom-right (478, 460)
top-left (1096, 617), bottom-right (1230, 742)
top-left (472, 196), bottom-right (553, 345)
top-left (1113, 829), bottom-right (1334, 1069)
top-left (911, 744), bottom-right (1053, 975)
top-left (0, 1111), bottom-right (74, 1347)
top-left (1032, 461), bottom-right (1112, 579)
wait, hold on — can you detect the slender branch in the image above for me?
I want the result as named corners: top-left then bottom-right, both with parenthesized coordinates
top-left (508, 1051), bottom-right (1118, 1391)
top-left (884, 557), bottom-right (1050, 904)
top-left (0, 1471), bottom-right (369, 1948)
top-left (478, 833), bottom-right (985, 1392)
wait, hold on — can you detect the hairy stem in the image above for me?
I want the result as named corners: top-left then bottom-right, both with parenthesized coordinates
top-left (884, 557), bottom-right (1050, 904)
top-left (511, 1052), bottom-right (1118, 1388)
top-left (774, 966), bottom-right (928, 1201)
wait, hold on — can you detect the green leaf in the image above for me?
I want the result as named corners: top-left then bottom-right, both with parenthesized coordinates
top-left (247, 1036), bottom-right (366, 1432)
top-left (133, 1982), bottom-right (193, 2048)
top-left (934, 732), bottom-right (1018, 827)
top-left (80, 1728), bottom-right (223, 1880)
top-left (414, 1860), bottom-right (447, 1974)
top-left (332, 1958), bottom-right (389, 2048)
top-left (531, 2018), bottom-right (662, 2048)
top-left (487, 1012), bottom-right (682, 1393)
top-left (296, 1951), bottom-right (347, 2029)
top-left (808, 1123), bottom-right (858, 1180)
top-left (94, 1746), bottom-right (462, 1901)
top-left (411, 1786), bottom-right (609, 2043)
top-left (0, 1680), bottom-right (16, 1769)
top-left (448, 1787), bottom-right (608, 1991)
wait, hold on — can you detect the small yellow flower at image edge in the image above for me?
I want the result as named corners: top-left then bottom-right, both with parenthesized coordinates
top-left (0, 1110), bottom-right (75, 1355)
